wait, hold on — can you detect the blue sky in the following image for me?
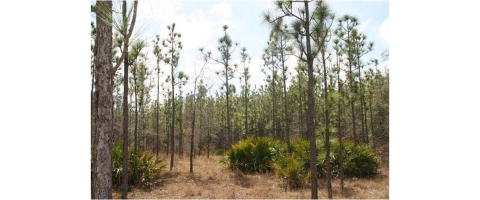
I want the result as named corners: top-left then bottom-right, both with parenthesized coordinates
top-left (112, 0), bottom-right (389, 96)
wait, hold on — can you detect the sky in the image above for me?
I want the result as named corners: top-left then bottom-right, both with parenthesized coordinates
top-left (105, 0), bottom-right (390, 98)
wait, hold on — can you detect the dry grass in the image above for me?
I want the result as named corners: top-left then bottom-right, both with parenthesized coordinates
top-left (112, 154), bottom-right (389, 199)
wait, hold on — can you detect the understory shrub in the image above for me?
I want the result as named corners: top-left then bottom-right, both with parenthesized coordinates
top-left (274, 153), bottom-right (307, 189)
top-left (316, 139), bottom-right (378, 178)
top-left (226, 137), bottom-right (282, 173)
top-left (112, 142), bottom-right (166, 187)
top-left (273, 139), bottom-right (310, 189)
top-left (332, 140), bottom-right (378, 178)
top-left (225, 137), bottom-right (378, 189)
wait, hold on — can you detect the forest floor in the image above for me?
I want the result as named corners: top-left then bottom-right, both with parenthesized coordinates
top-left (112, 154), bottom-right (389, 199)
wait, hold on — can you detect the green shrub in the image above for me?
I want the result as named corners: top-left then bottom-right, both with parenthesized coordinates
top-left (276, 138), bottom-right (378, 182)
top-left (312, 139), bottom-right (378, 178)
top-left (273, 153), bottom-right (307, 189)
top-left (289, 139), bottom-right (311, 167)
top-left (272, 139), bottom-right (311, 188)
top-left (334, 140), bottom-right (378, 178)
top-left (225, 136), bottom-right (378, 187)
top-left (227, 137), bottom-right (282, 173)
top-left (112, 142), bottom-right (166, 187)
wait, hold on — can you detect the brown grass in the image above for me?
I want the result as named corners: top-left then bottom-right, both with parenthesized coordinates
top-left (112, 154), bottom-right (389, 199)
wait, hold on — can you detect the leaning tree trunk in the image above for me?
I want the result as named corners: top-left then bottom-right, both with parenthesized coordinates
top-left (92, 1), bottom-right (113, 198)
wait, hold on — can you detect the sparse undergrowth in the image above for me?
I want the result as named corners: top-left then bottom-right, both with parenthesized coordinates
top-left (112, 154), bottom-right (388, 199)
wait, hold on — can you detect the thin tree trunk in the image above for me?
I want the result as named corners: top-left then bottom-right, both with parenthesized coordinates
top-left (91, 57), bottom-right (96, 151)
top-left (298, 75), bottom-right (304, 139)
top-left (226, 66), bottom-right (231, 147)
top-left (364, 99), bottom-right (369, 144)
top-left (280, 39), bottom-right (290, 153)
top-left (166, 111), bottom-right (170, 156)
top-left (358, 64), bottom-right (366, 144)
top-left (156, 69), bottom-right (160, 156)
top-left (134, 68), bottom-right (138, 153)
top-left (369, 95), bottom-right (375, 150)
top-left (179, 98), bottom-right (183, 156)
top-left (121, 2), bottom-right (129, 198)
top-left (336, 55), bottom-right (345, 192)
top-left (244, 78), bottom-right (248, 139)
top-left (190, 86), bottom-right (197, 173)
top-left (207, 118), bottom-right (211, 158)
top-left (322, 54), bottom-right (332, 199)
top-left (271, 57), bottom-right (277, 139)
top-left (346, 30), bottom-right (357, 145)
top-left (170, 62), bottom-right (175, 171)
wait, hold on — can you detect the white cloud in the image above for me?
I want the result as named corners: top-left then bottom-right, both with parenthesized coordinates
top-left (249, 56), bottom-right (266, 89)
top-left (358, 19), bottom-right (371, 33)
top-left (211, 0), bottom-right (232, 19)
top-left (379, 17), bottom-right (390, 43)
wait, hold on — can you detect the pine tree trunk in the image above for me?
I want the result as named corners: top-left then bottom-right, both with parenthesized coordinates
top-left (226, 65), bottom-right (231, 147)
top-left (179, 100), bottom-right (184, 156)
top-left (304, 2), bottom-right (318, 199)
top-left (346, 30), bottom-right (357, 145)
top-left (280, 40), bottom-right (290, 153)
top-left (358, 65), bottom-right (366, 144)
top-left (170, 62), bottom-right (175, 171)
top-left (271, 59), bottom-right (277, 139)
top-left (244, 77), bottom-right (248, 139)
top-left (322, 54), bottom-right (332, 199)
top-left (134, 66), bottom-right (138, 153)
top-left (121, 2), bottom-right (129, 197)
top-left (190, 86), bottom-right (196, 173)
top-left (337, 71), bottom-right (345, 191)
top-left (156, 72), bottom-right (160, 157)
top-left (207, 126), bottom-right (210, 158)
top-left (369, 96), bottom-right (375, 150)
top-left (92, 1), bottom-right (113, 198)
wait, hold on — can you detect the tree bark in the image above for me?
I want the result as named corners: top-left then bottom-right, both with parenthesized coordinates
top-left (207, 119), bottom-right (211, 158)
top-left (303, 1), bottom-right (318, 199)
top-left (92, 1), bottom-right (113, 198)
top-left (179, 97), bottom-right (184, 156)
top-left (369, 95), bottom-right (375, 150)
top-left (279, 34), bottom-right (290, 153)
top-left (134, 66), bottom-right (138, 153)
top-left (190, 84), bottom-right (197, 173)
top-left (225, 64), bottom-right (231, 147)
top-left (170, 59), bottom-right (175, 171)
top-left (120, 1), bottom-right (130, 198)
top-left (322, 53), bottom-right (332, 199)
top-left (345, 30), bottom-right (357, 145)
top-left (336, 55), bottom-right (345, 192)
top-left (156, 67), bottom-right (160, 156)
top-left (358, 63), bottom-right (366, 144)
